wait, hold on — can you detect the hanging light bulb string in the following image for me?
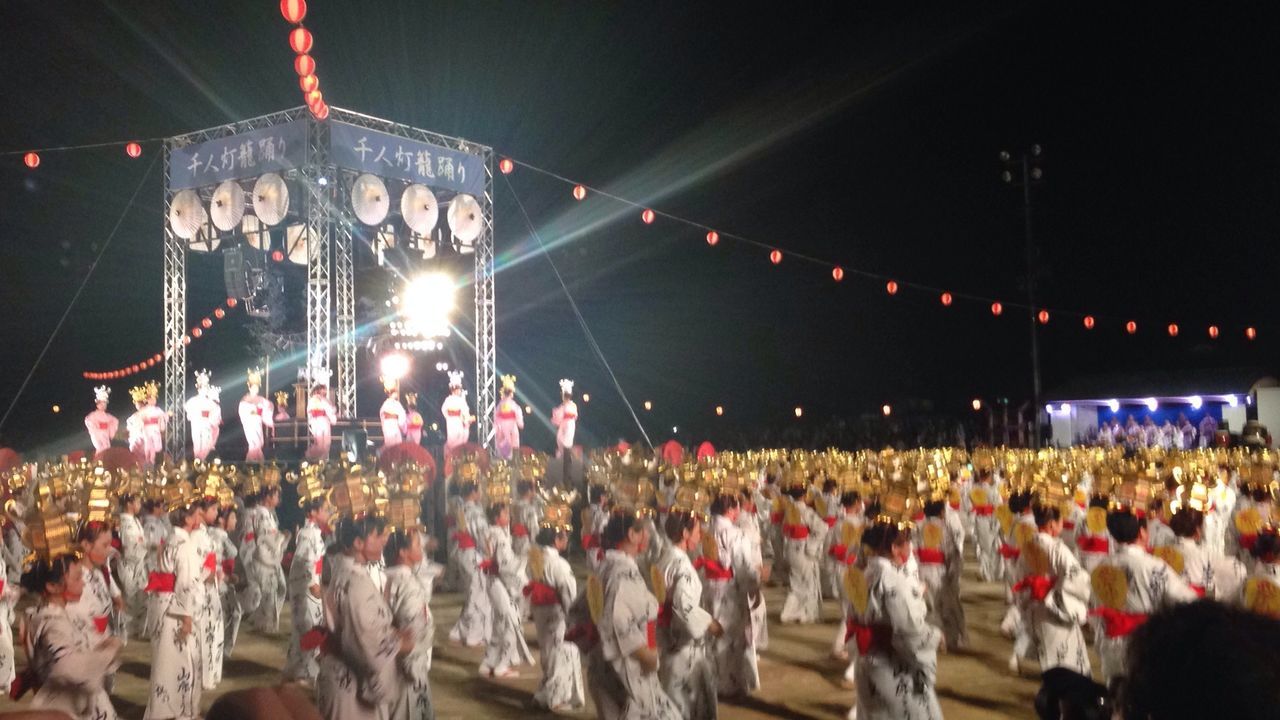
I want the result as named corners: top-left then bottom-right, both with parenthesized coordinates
top-left (0, 153), bottom-right (159, 432)
top-left (502, 174), bottom-right (654, 451)
top-left (504, 157), bottom-right (1263, 338)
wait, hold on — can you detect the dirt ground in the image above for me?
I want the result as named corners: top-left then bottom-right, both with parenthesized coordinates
top-left (0, 552), bottom-right (1062, 720)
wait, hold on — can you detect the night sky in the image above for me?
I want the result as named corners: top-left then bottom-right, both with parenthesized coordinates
top-left (1, 1), bottom-right (1278, 455)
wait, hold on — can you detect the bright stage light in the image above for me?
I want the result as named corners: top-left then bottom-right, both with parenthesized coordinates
top-left (401, 273), bottom-right (455, 337)
top-left (379, 352), bottom-right (411, 381)
top-left (1059, 403), bottom-right (1070, 414)
top-left (971, 398), bottom-right (982, 411)
top-left (1144, 397), bottom-right (1158, 411)
top-left (882, 404), bottom-right (891, 416)
top-left (794, 407), bottom-right (803, 418)
top-left (1044, 403), bottom-right (1053, 414)
top-left (1108, 399), bottom-right (1120, 412)
top-left (1227, 395), bottom-right (1239, 407)
top-left (1189, 395), bottom-right (1203, 410)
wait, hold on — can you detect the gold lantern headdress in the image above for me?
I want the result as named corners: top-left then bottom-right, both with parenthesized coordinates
top-left (327, 464), bottom-right (377, 520)
top-left (539, 488), bottom-right (578, 533)
top-left (128, 385), bottom-right (149, 404)
top-left (24, 477), bottom-right (77, 568)
top-left (246, 367), bottom-right (263, 388)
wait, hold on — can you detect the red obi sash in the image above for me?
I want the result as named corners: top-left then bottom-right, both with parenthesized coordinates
top-left (657, 598), bottom-right (673, 628)
top-left (916, 547), bottom-right (946, 565)
top-left (479, 559), bottom-right (498, 576)
top-left (1062, 521), bottom-right (1076, 531)
top-left (497, 411), bottom-right (518, 420)
top-left (146, 571), bottom-right (176, 593)
top-left (949, 502), bottom-right (961, 510)
top-left (694, 557), bottom-right (734, 581)
top-left (998, 543), bottom-right (1021, 560)
top-left (222, 558), bottom-right (236, 577)
top-left (446, 409), bottom-right (462, 417)
top-left (1078, 536), bottom-right (1109, 554)
top-left (453, 531), bottom-right (476, 550)
top-left (203, 553), bottom-right (217, 573)
top-left (523, 581), bottom-right (559, 606)
top-left (93, 615), bottom-right (110, 634)
top-left (243, 533), bottom-right (256, 543)
top-left (144, 418), bottom-right (160, 426)
top-left (646, 619), bottom-right (656, 650)
top-left (381, 412), bottom-right (399, 421)
top-left (512, 524), bottom-right (530, 538)
top-left (563, 412), bottom-right (577, 420)
top-left (299, 626), bottom-right (341, 655)
top-left (97, 422), bottom-right (110, 430)
top-left (314, 557), bottom-right (324, 576)
top-left (783, 524), bottom-right (810, 540)
top-left (1013, 574), bottom-right (1054, 601)
top-left (823, 517), bottom-right (837, 528)
top-left (770, 512), bottom-right (784, 525)
top-left (1189, 584), bottom-right (1206, 598)
top-left (844, 620), bottom-right (893, 655)
top-left (1090, 607), bottom-right (1148, 638)
top-left (200, 411), bottom-right (211, 418)
top-left (309, 409), bottom-right (328, 418)
top-left (9, 667), bottom-right (40, 701)
top-left (256, 407), bottom-right (265, 416)
top-left (582, 534), bottom-right (600, 551)
top-left (829, 543), bottom-right (851, 563)
top-left (1240, 533), bottom-right (1259, 552)
top-left (973, 505), bottom-right (994, 516)
top-left (408, 417), bottom-right (423, 429)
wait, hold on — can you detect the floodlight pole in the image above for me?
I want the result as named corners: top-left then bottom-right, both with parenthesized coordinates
top-left (1001, 145), bottom-right (1044, 449)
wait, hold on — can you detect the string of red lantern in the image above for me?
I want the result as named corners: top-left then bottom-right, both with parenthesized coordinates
top-left (6, 139), bottom-right (156, 167)
top-left (280, 0), bottom-right (328, 120)
top-left (81, 298), bottom-right (238, 381)
top-left (500, 156), bottom-right (1263, 343)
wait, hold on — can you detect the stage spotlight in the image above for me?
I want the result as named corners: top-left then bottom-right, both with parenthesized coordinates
top-left (379, 352), bottom-right (411, 382)
top-left (1144, 397), bottom-right (1158, 411)
top-left (401, 273), bottom-right (455, 337)
top-left (1189, 395), bottom-right (1203, 410)
top-left (1108, 399), bottom-right (1120, 412)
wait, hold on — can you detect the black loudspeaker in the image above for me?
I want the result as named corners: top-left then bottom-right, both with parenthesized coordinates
top-left (342, 428), bottom-right (367, 460)
top-left (224, 246), bottom-right (251, 298)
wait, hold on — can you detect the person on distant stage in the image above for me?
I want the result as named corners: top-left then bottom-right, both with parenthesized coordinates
top-left (380, 379), bottom-right (408, 449)
top-left (127, 381), bottom-right (166, 469)
top-left (186, 369), bottom-right (222, 461)
top-left (494, 375), bottom-right (524, 461)
top-left (403, 392), bottom-right (425, 446)
top-left (305, 370), bottom-right (337, 462)
top-left (551, 379), bottom-right (578, 482)
top-left (239, 368), bottom-right (274, 463)
top-left (441, 371), bottom-right (473, 453)
top-left (85, 385), bottom-right (118, 456)
top-left (1199, 413), bottom-right (1218, 449)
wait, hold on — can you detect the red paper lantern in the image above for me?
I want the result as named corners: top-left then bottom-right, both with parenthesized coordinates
top-left (1125, 320), bottom-right (1137, 335)
top-left (305, 89), bottom-right (323, 108)
top-left (299, 74), bottom-right (318, 93)
top-left (201, 317), bottom-right (213, 329)
top-left (153, 353), bottom-right (163, 363)
top-left (311, 103), bottom-right (330, 120)
top-left (226, 297), bottom-right (238, 308)
top-left (706, 230), bottom-right (719, 246)
top-left (280, 0), bottom-right (307, 24)
top-left (1208, 325), bottom-right (1219, 339)
top-left (214, 308), bottom-right (226, 319)
top-left (832, 266), bottom-right (844, 282)
top-left (499, 158), bottom-right (514, 175)
top-left (572, 184), bottom-right (587, 201)
top-left (182, 336), bottom-right (192, 346)
top-left (886, 280), bottom-right (899, 295)
top-left (272, 250), bottom-right (285, 262)
top-left (125, 142), bottom-right (142, 158)
top-left (131, 364), bottom-right (141, 373)
top-left (145, 359), bottom-right (154, 368)
top-left (192, 328), bottom-right (203, 339)
top-left (294, 54), bottom-right (316, 77)
top-left (1038, 309), bottom-right (1050, 325)
top-left (1083, 315), bottom-right (1095, 330)
top-left (769, 249), bottom-right (783, 265)
top-left (991, 302), bottom-right (1003, 316)
top-left (641, 209), bottom-right (656, 224)
top-left (1166, 323), bottom-right (1178, 337)
top-left (940, 292), bottom-right (953, 306)
top-left (289, 28), bottom-right (313, 55)
top-left (1246, 326), bottom-right (1258, 340)
top-left (23, 152), bottom-right (39, 168)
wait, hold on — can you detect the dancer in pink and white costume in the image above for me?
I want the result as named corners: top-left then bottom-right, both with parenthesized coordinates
top-left (380, 379), bottom-right (409, 449)
top-left (186, 369), bottom-right (222, 461)
top-left (238, 367), bottom-right (274, 463)
top-left (441, 371), bottom-right (474, 453)
top-left (127, 382), bottom-right (166, 468)
top-left (305, 369), bottom-right (337, 462)
top-left (494, 375), bottom-right (524, 461)
top-left (84, 386), bottom-right (118, 456)
top-left (404, 391), bottom-right (425, 446)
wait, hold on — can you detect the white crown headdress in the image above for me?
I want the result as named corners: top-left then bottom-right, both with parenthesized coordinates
top-left (93, 386), bottom-right (110, 404)
top-left (559, 378), bottom-right (574, 395)
top-left (310, 366), bottom-right (332, 387)
top-left (448, 371), bottom-right (464, 388)
top-left (194, 368), bottom-right (212, 390)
